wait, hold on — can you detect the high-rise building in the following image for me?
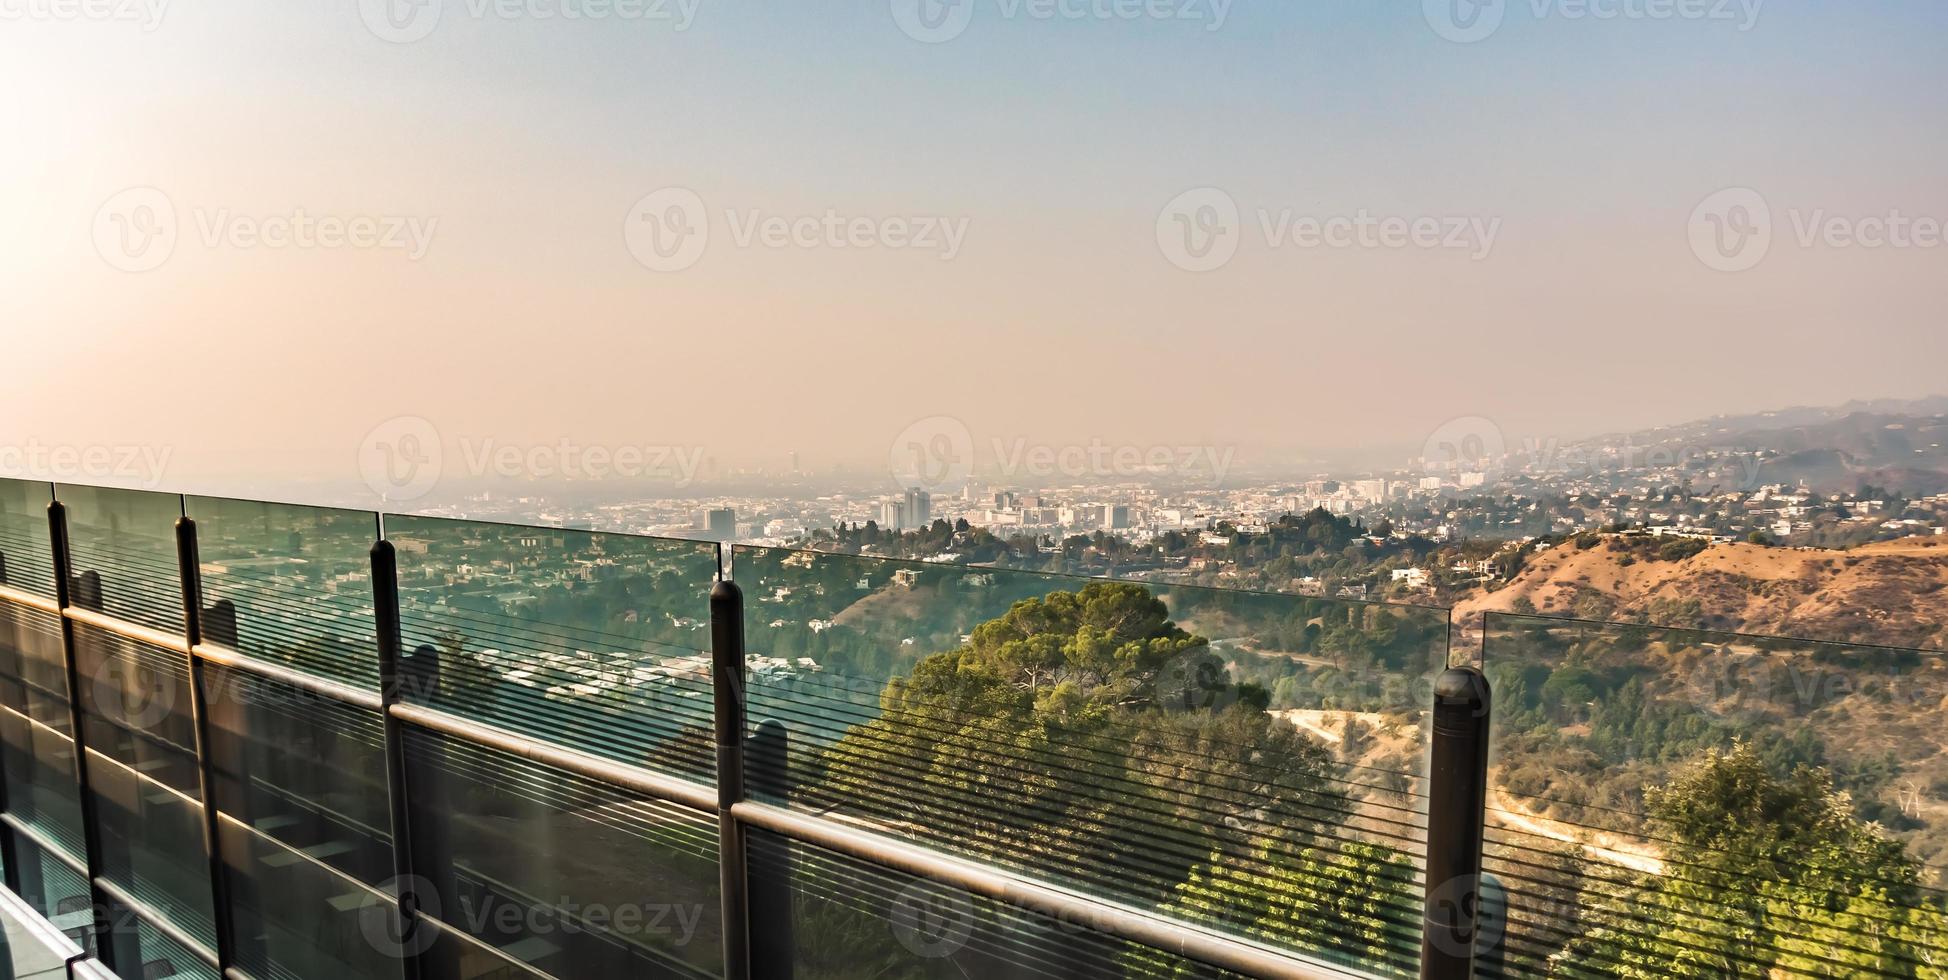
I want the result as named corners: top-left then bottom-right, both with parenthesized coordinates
top-left (904, 487), bottom-right (931, 529)
top-left (880, 499), bottom-right (906, 530)
top-left (1104, 505), bottom-right (1131, 530)
top-left (701, 507), bottom-right (736, 540)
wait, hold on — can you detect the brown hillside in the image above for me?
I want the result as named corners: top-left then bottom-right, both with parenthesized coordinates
top-left (1454, 535), bottom-right (1948, 650)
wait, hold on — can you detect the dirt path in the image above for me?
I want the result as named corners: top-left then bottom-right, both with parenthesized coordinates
top-left (1487, 790), bottom-right (1664, 875)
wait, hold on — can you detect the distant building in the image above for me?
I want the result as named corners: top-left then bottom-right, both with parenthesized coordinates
top-left (701, 508), bottom-right (736, 541)
top-left (880, 500), bottom-right (906, 530)
top-left (904, 487), bottom-right (932, 529)
top-left (1104, 505), bottom-right (1131, 530)
top-left (1391, 568), bottom-right (1429, 588)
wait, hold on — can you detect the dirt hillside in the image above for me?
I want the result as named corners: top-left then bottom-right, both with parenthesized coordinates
top-left (1454, 535), bottom-right (1948, 650)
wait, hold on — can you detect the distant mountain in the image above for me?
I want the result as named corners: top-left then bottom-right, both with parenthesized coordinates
top-left (1566, 397), bottom-right (1948, 495)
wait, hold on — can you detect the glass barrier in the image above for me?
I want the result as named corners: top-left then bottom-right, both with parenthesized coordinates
top-left (0, 833), bottom-right (88, 978)
top-left (217, 812), bottom-right (405, 980)
top-left (1481, 612), bottom-right (1948, 978)
top-left (0, 479), bottom-right (55, 600)
top-left (187, 497), bottom-right (383, 690)
top-left (399, 727), bottom-right (722, 978)
top-left (0, 878), bottom-right (83, 980)
top-left (386, 516), bottom-right (720, 783)
top-left (0, 603), bottom-right (84, 865)
top-left (5, 834), bottom-right (92, 955)
top-left (118, 911), bottom-right (219, 980)
top-left (202, 661), bottom-right (393, 887)
top-left (70, 622), bottom-right (215, 955)
top-left (749, 829), bottom-right (1217, 979)
top-left (53, 486), bottom-right (184, 636)
top-left (730, 545), bottom-right (1450, 978)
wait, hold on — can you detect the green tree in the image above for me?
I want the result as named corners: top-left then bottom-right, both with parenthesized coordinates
top-left (1567, 743), bottom-right (1936, 977)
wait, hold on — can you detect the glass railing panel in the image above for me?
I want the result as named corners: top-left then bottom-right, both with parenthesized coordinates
top-left (0, 602), bottom-right (73, 731)
top-left (1480, 612), bottom-right (1948, 978)
top-left (0, 478), bottom-right (55, 600)
top-left (750, 830), bottom-right (1220, 979)
top-left (217, 814), bottom-right (406, 980)
top-left (3, 831), bottom-right (93, 957)
top-left (70, 622), bottom-right (214, 951)
top-left (730, 545), bottom-right (1449, 977)
top-left (420, 931), bottom-right (553, 980)
top-left (385, 516), bottom-right (720, 783)
top-left (115, 910), bottom-right (219, 980)
top-left (0, 604), bottom-right (84, 864)
top-left (0, 877), bottom-right (84, 980)
top-left (187, 496), bottom-right (382, 690)
top-left (201, 663), bottom-right (392, 889)
top-left (399, 727), bottom-right (722, 978)
top-left (54, 486), bottom-right (183, 636)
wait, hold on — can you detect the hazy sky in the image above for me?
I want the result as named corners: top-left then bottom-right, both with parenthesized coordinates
top-left (3, 0), bottom-right (1945, 497)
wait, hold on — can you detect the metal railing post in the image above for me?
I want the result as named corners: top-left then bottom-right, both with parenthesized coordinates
top-left (748, 719), bottom-right (792, 979)
top-left (1420, 666), bottom-right (1492, 980)
top-left (174, 516), bottom-right (237, 975)
top-left (45, 501), bottom-right (118, 970)
top-left (0, 539), bottom-right (17, 896)
top-left (371, 539), bottom-right (426, 980)
top-left (711, 578), bottom-right (750, 980)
